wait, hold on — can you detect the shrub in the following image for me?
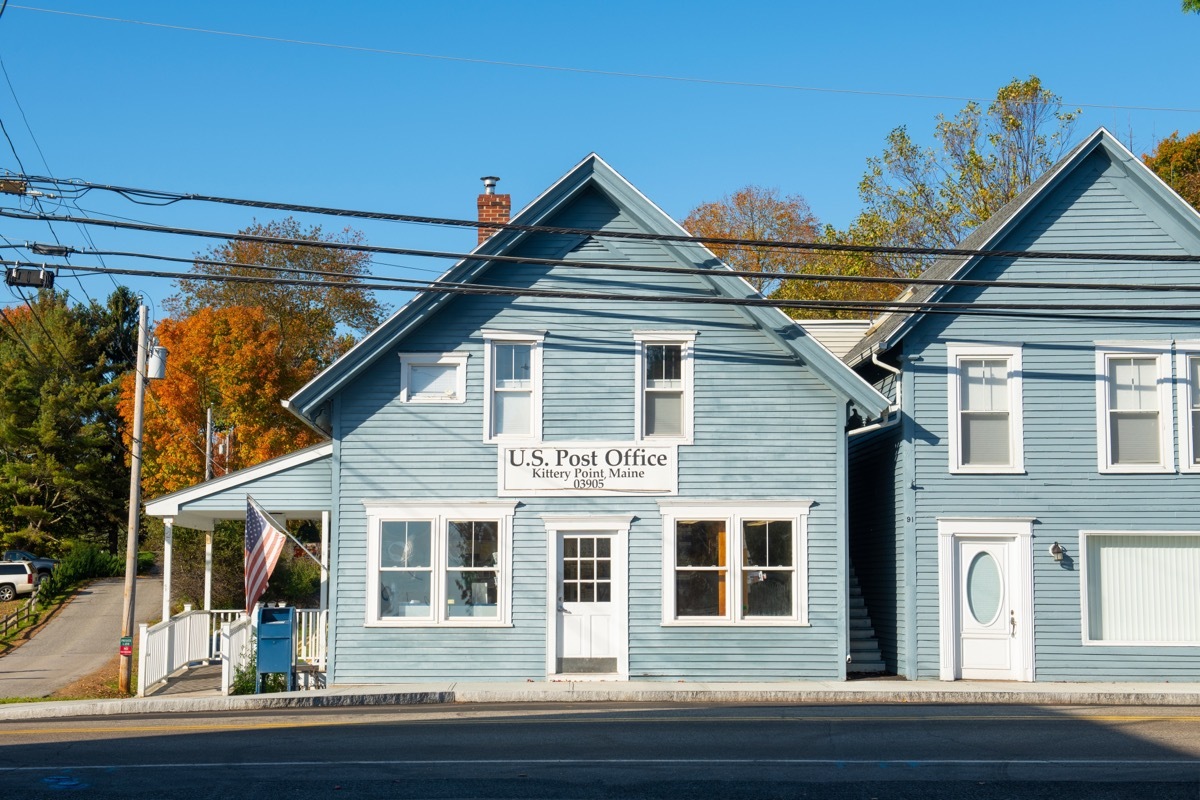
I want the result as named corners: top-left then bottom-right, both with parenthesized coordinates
top-left (264, 556), bottom-right (321, 607)
top-left (230, 638), bottom-right (288, 695)
top-left (37, 545), bottom-right (123, 606)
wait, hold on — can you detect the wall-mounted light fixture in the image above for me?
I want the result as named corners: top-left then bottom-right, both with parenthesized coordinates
top-left (1049, 542), bottom-right (1065, 562)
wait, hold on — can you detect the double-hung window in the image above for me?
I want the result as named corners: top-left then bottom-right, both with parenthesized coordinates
top-left (365, 502), bottom-right (516, 626)
top-left (1081, 531), bottom-right (1200, 645)
top-left (634, 332), bottom-right (695, 442)
top-left (659, 501), bottom-right (810, 625)
top-left (1176, 343), bottom-right (1200, 472)
top-left (946, 344), bottom-right (1024, 473)
top-left (484, 331), bottom-right (543, 441)
top-left (1096, 346), bottom-right (1171, 473)
top-left (399, 353), bottom-right (468, 403)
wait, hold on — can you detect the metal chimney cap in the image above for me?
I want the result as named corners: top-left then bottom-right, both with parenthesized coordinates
top-left (480, 176), bottom-right (500, 195)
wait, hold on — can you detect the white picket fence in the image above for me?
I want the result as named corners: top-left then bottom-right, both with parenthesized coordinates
top-left (138, 606), bottom-right (328, 697)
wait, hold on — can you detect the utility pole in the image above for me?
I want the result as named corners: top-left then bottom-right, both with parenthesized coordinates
top-left (118, 305), bottom-right (148, 694)
top-left (205, 406), bottom-right (213, 481)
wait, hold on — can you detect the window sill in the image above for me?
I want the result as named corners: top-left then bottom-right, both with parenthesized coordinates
top-left (365, 620), bottom-right (514, 629)
top-left (636, 436), bottom-right (693, 446)
top-left (949, 466), bottom-right (1026, 475)
top-left (1083, 638), bottom-right (1199, 647)
top-left (1098, 465), bottom-right (1175, 475)
top-left (660, 619), bottom-right (810, 628)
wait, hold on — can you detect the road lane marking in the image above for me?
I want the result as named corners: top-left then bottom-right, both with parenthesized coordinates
top-left (2, 757), bottom-right (1199, 772)
top-left (1, 712), bottom-right (1198, 736)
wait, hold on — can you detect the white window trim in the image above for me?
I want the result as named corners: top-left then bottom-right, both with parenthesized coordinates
top-left (483, 330), bottom-right (545, 443)
top-left (1095, 344), bottom-right (1173, 474)
top-left (658, 500), bottom-right (811, 626)
top-left (1080, 529), bottom-right (1200, 647)
top-left (363, 500), bottom-right (517, 628)
top-left (1176, 343), bottom-right (1200, 473)
top-left (945, 343), bottom-right (1024, 474)
top-left (634, 331), bottom-right (696, 444)
top-left (398, 352), bottom-right (468, 404)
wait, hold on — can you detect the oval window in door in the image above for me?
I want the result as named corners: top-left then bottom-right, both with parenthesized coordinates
top-left (966, 551), bottom-right (1003, 625)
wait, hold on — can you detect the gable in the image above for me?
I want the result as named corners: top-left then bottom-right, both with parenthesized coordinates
top-left (288, 156), bottom-right (889, 422)
top-left (846, 128), bottom-right (1200, 365)
top-left (1004, 152), bottom-right (1195, 258)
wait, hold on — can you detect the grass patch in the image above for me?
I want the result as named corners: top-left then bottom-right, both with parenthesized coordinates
top-left (48, 652), bottom-right (134, 700)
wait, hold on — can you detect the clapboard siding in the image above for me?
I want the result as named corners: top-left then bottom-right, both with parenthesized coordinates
top-left (327, 185), bottom-right (850, 684)
top-left (179, 457), bottom-right (331, 515)
top-left (894, 145), bottom-right (1200, 680)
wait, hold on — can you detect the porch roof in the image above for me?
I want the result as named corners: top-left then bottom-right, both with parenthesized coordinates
top-left (143, 442), bottom-right (332, 530)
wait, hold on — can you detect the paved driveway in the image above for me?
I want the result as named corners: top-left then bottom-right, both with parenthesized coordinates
top-left (0, 576), bottom-right (162, 698)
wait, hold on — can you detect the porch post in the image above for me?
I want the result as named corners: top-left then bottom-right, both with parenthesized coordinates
top-left (204, 527), bottom-right (214, 611)
top-left (320, 510), bottom-right (330, 611)
top-left (162, 518), bottom-right (173, 621)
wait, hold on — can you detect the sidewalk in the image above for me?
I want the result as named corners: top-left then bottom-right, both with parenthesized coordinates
top-left (1, 678), bottom-right (1198, 721)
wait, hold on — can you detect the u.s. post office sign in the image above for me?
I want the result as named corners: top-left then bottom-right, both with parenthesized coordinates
top-left (498, 443), bottom-right (678, 496)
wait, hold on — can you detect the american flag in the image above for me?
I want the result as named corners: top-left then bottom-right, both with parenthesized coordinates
top-left (245, 496), bottom-right (287, 614)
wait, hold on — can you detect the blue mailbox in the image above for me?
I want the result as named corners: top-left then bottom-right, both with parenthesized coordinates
top-left (256, 606), bottom-right (295, 692)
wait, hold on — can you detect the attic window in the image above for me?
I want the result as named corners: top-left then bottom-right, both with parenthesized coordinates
top-left (400, 353), bottom-right (468, 404)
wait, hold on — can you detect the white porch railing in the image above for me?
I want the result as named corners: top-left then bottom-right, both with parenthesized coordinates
top-left (296, 609), bottom-right (327, 670)
top-left (140, 606), bottom-right (329, 696)
top-left (219, 615), bottom-right (254, 696)
top-left (208, 610), bottom-right (245, 660)
top-left (137, 605), bottom-right (213, 697)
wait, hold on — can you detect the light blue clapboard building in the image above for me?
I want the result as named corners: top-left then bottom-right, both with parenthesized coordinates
top-left (268, 155), bottom-right (891, 684)
top-left (845, 128), bottom-right (1200, 682)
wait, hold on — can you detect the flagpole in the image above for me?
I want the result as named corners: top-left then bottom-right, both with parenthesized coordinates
top-left (248, 496), bottom-right (327, 572)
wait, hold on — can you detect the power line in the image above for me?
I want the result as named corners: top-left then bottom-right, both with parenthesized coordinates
top-left (4, 204), bottom-right (1200, 270)
top-left (70, 245), bottom-right (448, 280)
top-left (0, 55), bottom-right (118, 311)
top-left (8, 5), bottom-right (1200, 114)
top-left (37, 259), bottom-right (1200, 324)
top-left (24, 239), bottom-right (1200, 297)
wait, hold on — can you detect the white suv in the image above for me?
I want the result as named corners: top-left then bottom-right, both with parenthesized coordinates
top-left (0, 561), bottom-right (35, 602)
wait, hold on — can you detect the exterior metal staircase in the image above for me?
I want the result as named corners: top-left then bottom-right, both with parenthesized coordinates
top-left (847, 564), bottom-right (886, 675)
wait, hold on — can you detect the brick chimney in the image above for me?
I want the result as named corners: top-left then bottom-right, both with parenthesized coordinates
top-left (477, 176), bottom-right (510, 246)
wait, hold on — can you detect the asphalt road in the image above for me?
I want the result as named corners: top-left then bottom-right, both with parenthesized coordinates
top-left (0, 576), bottom-right (162, 698)
top-left (0, 702), bottom-right (1196, 798)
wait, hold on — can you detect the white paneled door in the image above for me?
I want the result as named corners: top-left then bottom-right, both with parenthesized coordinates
top-left (957, 538), bottom-right (1020, 679)
top-left (556, 533), bottom-right (619, 675)
top-left (938, 519), bottom-right (1034, 681)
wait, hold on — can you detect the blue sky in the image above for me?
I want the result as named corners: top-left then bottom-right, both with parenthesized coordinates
top-left (0, 1), bottom-right (1197, 322)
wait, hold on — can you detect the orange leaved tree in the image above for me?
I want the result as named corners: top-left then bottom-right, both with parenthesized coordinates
top-left (121, 305), bottom-right (325, 499)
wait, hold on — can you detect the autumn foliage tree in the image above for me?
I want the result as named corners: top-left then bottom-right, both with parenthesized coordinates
top-left (1143, 130), bottom-right (1200, 212)
top-left (848, 76), bottom-right (1080, 276)
top-left (684, 187), bottom-right (903, 319)
top-left (131, 218), bottom-right (388, 499)
top-left (123, 306), bottom-right (326, 499)
top-left (166, 217), bottom-right (388, 372)
top-left (684, 186), bottom-right (822, 294)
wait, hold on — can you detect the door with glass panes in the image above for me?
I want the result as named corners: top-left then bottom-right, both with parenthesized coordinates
top-left (555, 532), bottom-right (620, 674)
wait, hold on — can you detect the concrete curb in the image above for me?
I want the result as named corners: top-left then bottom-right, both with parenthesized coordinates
top-left (2, 684), bottom-right (1198, 721)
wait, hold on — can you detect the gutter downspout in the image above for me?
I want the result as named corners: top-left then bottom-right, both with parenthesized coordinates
top-left (847, 351), bottom-right (902, 437)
